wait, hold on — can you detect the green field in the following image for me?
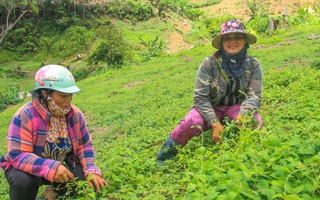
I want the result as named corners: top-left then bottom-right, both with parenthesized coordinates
top-left (0, 0), bottom-right (319, 199)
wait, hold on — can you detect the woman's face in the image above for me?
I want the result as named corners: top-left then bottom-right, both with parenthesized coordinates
top-left (50, 91), bottom-right (74, 110)
top-left (222, 33), bottom-right (246, 54)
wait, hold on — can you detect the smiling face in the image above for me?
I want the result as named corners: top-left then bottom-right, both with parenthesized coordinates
top-left (222, 33), bottom-right (246, 54)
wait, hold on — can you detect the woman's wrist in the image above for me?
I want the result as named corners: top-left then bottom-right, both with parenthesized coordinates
top-left (211, 122), bottom-right (221, 129)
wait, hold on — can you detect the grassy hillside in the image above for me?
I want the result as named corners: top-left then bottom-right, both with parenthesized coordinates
top-left (0, 23), bottom-right (319, 199)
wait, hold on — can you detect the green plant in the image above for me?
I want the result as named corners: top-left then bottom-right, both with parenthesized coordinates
top-left (72, 67), bottom-right (91, 81)
top-left (311, 60), bottom-right (320, 70)
top-left (87, 25), bottom-right (131, 68)
top-left (139, 36), bottom-right (166, 62)
top-left (0, 84), bottom-right (23, 112)
top-left (0, 3), bottom-right (320, 200)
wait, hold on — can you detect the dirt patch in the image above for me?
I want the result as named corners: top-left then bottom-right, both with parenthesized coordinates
top-left (164, 18), bottom-right (194, 54)
top-left (89, 126), bottom-right (109, 134)
top-left (123, 80), bottom-right (143, 88)
top-left (193, 0), bottom-right (318, 21)
top-left (164, 0), bottom-right (318, 53)
top-left (165, 31), bottom-right (194, 54)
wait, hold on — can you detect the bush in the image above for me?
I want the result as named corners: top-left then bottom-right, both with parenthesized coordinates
top-left (106, 0), bottom-right (154, 22)
top-left (73, 67), bottom-right (92, 81)
top-left (50, 26), bottom-right (95, 58)
top-left (0, 85), bottom-right (23, 112)
top-left (311, 60), bottom-right (320, 70)
top-left (2, 19), bottom-right (39, 55)
top-left (87, 25), bottom-right (131, 68)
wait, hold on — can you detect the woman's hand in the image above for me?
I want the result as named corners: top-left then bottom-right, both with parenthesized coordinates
top-left (54, 164), bottom-right (74, 183)
top-left (236, 114), bottom-right (243, 128)
top-left (86, 174), bottom-right (108, 193)
top-left (236, 114), bottom-right (242, 124)
top-left (211, 122), bottom-right (224, 143)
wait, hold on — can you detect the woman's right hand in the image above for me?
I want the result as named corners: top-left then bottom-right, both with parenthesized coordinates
top-left (211, 122), bottom-right (224, 143)
top-left (53, 164), bottom-right (74, 183)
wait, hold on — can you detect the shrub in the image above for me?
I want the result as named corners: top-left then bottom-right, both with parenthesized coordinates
top-left (87, 25), bottom-right (130, 68)
top-left (0, 85), bottom-right (23, 112)
top-left (50, 26), bottom-right (94, 58)
top-left (73, 67), bottom-right (92, 81)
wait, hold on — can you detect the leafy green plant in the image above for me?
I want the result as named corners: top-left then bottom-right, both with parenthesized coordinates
top-left (0, 2), bottom-right (320, 200)
top-left (246, 0), bottom-right (270, 32)
top-left (0, 85), bottom-right (23, 112)
top-left (311, 60), bottom-right (320, 70)
top-left (72, 67), bottom-right (92, 81)
top-left (87, 25), bottom-right (131, 68)
top-left (139, 36), bottom-right (166, 62)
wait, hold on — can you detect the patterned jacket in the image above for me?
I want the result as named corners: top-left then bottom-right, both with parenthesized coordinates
top-left (0, 100), bottom-right (101, 182)
top-left (194, 55), bottom-right (263, 125)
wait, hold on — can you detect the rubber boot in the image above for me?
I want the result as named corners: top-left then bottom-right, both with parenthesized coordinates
top-left (157, 135), bottom-right (180, 166)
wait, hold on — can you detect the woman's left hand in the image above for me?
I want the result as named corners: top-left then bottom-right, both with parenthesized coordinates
top-left (236, 115), bottom-right (242, 127)
top-left (86, 174), bottom-right (108, 193)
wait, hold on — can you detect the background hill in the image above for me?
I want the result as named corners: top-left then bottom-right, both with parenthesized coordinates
top-left (190, 0), bottom-right (318, 21)
top-left (0, 0), bottom-right (319, 199)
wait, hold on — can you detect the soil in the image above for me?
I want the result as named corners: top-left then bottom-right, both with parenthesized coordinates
top-left (164, 18), bottom-right (194, 54)
top-left (189, 0), bottom-right (318, 21)
top-left (164, 0), bottom-right (318, 54)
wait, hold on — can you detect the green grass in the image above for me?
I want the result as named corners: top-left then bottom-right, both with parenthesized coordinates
top-left (0, 23), bottom-right (319, 199)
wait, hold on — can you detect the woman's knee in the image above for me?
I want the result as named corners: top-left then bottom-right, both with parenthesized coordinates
top-left (5, 167), bottom-right (41, 188)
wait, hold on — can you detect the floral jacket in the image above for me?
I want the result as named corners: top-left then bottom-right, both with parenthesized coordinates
top-left (0, 99), bottom-right (101, 182)
top-left (194, 55), bottom-right (263, 125)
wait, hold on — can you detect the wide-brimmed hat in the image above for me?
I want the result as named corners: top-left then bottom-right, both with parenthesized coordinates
top-left (211, 19), bottom-right (257, 49)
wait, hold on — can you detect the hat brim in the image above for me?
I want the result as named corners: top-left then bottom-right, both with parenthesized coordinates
top-left (211, 32), bottom-right (257, 49)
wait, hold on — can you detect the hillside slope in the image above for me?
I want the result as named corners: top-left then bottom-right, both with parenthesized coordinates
top-left (0, 23), bottom-right (319, 199)
top-left (190, 0), bottom-right (319, 21)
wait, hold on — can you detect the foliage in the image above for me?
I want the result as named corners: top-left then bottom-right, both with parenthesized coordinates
top-left (2, 19), bottom-right (39, 54)
top-left (158, 0), bottom-right (207, 20)
top-left (0, 0), bottom-right (35, 45)
top-left (87, 25), bottom-right (131, 69)
top-left (72, 67), bottom-right (92, 82)
top-left (246, 0), bottom-right (271, 33)
top-left (139, 36), bottom-right (167, 62)
top-left (0, 1), bottom-right (319, 199)
top-left (311, 59), bottom-right (320, 70)
top-left (0, 84), bottom-right (23, 112)
top-left (51, 26), bottom-right (95, 58)
top-left (106, 0), bottom-right (155, 22)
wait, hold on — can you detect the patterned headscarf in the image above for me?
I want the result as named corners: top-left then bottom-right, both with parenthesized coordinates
top-left (221, 44), bottom-right (248, 77)
top-left (42, 97), bottom-right (70, 143)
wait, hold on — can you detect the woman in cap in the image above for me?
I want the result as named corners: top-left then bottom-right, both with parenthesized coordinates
top-left (0, 65), bottom-right (108, 200)
top-left (157, 19), bottom-right (263, 165)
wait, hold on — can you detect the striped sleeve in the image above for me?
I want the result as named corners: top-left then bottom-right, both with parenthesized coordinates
top-left (70, 106), bottom-right (102, 177)
top-left (7, 106), bottom-right (61, 182)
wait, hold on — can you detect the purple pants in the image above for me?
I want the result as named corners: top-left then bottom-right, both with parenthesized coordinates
top-left (170, 104), bottom-right (262, 146)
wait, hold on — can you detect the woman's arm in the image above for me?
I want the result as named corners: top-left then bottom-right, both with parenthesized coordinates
top-left (194, 58), bottom-right (220, 125)
top-left (7, 106), bottom-right (60, 181)
top-left (71, 106), bottom-right (102, 177)
top-left (240, 59), bottom-right (263, 115)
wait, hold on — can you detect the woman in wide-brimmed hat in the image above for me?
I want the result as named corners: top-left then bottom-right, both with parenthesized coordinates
top-left (157, 19), bottom-right (263, 165)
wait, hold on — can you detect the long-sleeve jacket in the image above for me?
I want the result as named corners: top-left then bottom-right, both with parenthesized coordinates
top-left (0, 100), bottom-right (101, 182)
top-left (194, 55), bottom-right (263, 125)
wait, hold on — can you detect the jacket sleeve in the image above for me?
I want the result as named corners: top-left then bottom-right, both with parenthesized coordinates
top-left (72, 107), bottom-right (102, 178)
top-left (240, 59), bottom-right (263, 114)
top-left (7, 107), bottom-right (61, 182)
top-left (193, 58), bottom-right (220, 125)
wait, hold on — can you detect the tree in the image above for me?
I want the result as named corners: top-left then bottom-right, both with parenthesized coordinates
top-left (0, 0), bottom-right (29, 45)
